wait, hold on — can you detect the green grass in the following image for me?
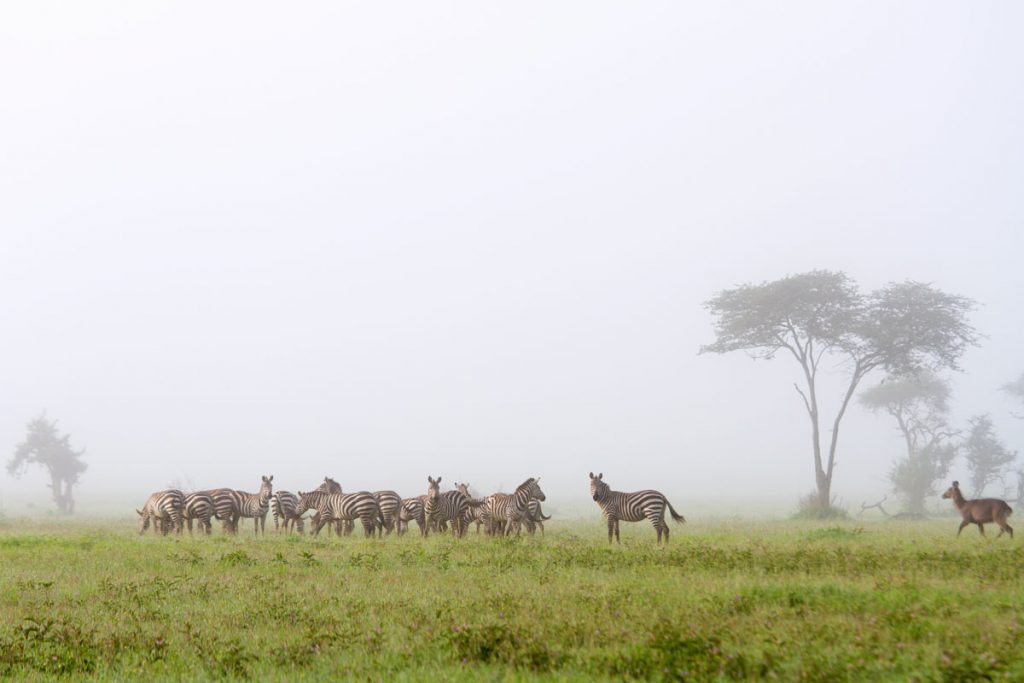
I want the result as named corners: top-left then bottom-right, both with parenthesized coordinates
top-left (1, 517), bottom-right (1022, 681)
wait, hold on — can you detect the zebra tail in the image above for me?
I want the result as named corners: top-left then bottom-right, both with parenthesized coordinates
top-left (666, 499), bottom-right (686, 524)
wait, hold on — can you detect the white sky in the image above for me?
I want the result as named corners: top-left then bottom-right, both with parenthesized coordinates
top-left (1, 2), bottom-right (1022, 513)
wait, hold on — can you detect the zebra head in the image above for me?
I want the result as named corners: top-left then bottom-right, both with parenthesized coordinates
top-left (589, 472), bottom-right (608, 501)
top-left (295, 490), bottom-right (315, 516)
top-left (318, 477), bottom-right (342, 494)
top-left (136, 507), bottom-right (150, 535)
top-left (517, 477), bottom-right (545, 502)
top-left (426, 476), bottom-right (441, 512)
top-left (259, 475), bottom-right (274, 504)
top-left (455, 482), bottom-right (471, 498)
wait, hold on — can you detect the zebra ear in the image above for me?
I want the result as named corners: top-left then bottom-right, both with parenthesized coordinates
top-left (598, 473), bottom-right (603, 479)
top-left (437, 477), bottom-right (442, 484)
top-left (589, 472), bottom-right (594, 479)
top-left (136, 509), bottom-right (144, 516)
top-left (952, 480), bottom-right (959, 487)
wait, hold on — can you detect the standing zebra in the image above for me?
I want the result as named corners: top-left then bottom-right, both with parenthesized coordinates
top-left (482, 478), bottom-right (546, 537)
top-left (137, 489), bottom-right (184, 535)
top-left (271, 490), bottom-right (305, 534)
top-left (182, 491), bottom-right (214, 535)
top-left (373, 491), bottom-right (402, 535)
top-left (208, 476), bottom-right (274, 534)
top-left (208, 487), bottom-right (241, 533)
top-left (295, 489), bottom-right (382, 538)
top-left (236, 475), bottom-right (274, 535)
top-left (455, 482), bottom-right (486, 534)
top-left (425, 476), bottom-right (471, 538)
top-left (588, 472), bottom-right (685, 544)
top-left (397, 496), bottom-right (427, 537)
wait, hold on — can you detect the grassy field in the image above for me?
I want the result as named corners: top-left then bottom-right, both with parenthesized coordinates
top-left (1, 517), bottom-right (1022, 681)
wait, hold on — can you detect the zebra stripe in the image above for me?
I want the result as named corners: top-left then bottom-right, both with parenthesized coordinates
top-left (425, 476), bottom-right (470, 537)
top-left (271, 490), bottom-right (304, 534)
top-left (137, 489), bottom-right (184, 536)
top-left (182, 491), bottom-right (213, 535)
top-left (483, 478), bottom-right (545, 537)
top-left (296, 490), bottom-right (382, 538)
top-left (589, 472), bottom-right (685, 544)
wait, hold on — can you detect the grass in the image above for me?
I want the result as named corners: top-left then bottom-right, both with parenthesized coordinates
top-left (0, 517), bottom-right (1022, 681)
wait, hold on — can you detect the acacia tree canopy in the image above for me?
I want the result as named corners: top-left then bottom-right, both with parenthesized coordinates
top-left (702, 270), bottom-right (977, 512)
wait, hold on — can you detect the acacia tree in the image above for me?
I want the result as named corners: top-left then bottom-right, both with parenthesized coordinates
top-left (8, 415), bottom-right (87, 514)
top-left (701, 271), bottom-right (977, 511)
top-left (962, 414), bottom-right (1017, 497)
top-left (859, 374), bottom-right (957, 515)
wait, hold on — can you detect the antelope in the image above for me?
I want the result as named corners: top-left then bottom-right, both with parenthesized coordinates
top-left (942, 480), bottom-right (1013, 538)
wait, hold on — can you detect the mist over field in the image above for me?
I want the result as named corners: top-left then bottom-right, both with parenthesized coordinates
top-left (1, 2), bottom-right (1022, 516)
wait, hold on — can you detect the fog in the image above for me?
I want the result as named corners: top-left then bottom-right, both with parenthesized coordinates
top-left (1, 2), bottom-right (1022, 516)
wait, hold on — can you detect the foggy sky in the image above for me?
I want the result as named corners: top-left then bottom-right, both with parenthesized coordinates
top-left (2, 2), bottom-right (1022, 513)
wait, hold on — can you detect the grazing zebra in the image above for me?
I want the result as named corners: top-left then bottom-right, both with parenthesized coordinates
top-left (455, 482), bottom-right (487, 534)
top-left (483, 477), bottom-right (546, 537)
top-left (589, 472), bottom-right (685, 544)
top-left (374, 491), bottom-right (401, 535)
top-left (271, 490), bottom-right (305, 534)
top-left (523, 498), bottom-right (551, 536)
top-left (182, 491), bottom-right (213, 535)
top-left (397, 496), bottom-right (427, 537)
top-left (425, 476), bottom-right (471, 538)
top-left (137, 489), bottom-right (184, 536)
top-left (296, 489), bottom-right (382, 538)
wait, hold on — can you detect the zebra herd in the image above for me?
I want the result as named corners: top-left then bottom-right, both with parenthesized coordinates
top-left (136, 472), bottom-right (686, 543)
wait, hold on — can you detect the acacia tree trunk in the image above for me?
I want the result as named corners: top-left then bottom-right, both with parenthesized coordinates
top-left (48, 470), bottom-right (73, 514)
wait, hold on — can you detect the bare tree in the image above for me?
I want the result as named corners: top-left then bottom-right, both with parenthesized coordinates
top-left (701, 271), bottom-right (977, 513)
top-left (7, 415), bottom-right (88, 515)
top-left (962, 415), bottom-right (1016, 498)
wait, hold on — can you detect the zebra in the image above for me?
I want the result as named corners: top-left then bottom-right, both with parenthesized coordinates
top-left (482, 477), bottom-right (545, 537)
top-left (208, 476), bottom-right (274, 534)
top-left (271, 490), bottom-right (305, 534)
top-left (137, 489), bottom-right (184, 536)
top-left (236, 475), bottom-right (274, 535)
top-left (182, 491), bottom-right (213, 535)
top-left (523, 498), bottom-right (551, 536)
top-left (455, 482), bottom-right (487, 534)
top-left (589, 472), bottom-right (685, 544)
top-left (295, 489), bottom-right (382, 537)
top-left (208, 487), bottom-right (242, 533)
top-left (310, 477), bottom-right (345, 535)
top-left (373, 491), bottom-right (402, 535)
top-left (425, 476), bottom-right (472, 538)
top-left (397, 496), bottom-right (427, 537)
